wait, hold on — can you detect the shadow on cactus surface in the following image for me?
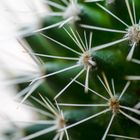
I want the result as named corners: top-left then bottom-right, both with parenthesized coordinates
top-left (14, 0), bottom-right (140, 140)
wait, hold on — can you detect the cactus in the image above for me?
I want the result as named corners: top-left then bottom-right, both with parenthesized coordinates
top-left (11, 0), bottom-right (140, 140)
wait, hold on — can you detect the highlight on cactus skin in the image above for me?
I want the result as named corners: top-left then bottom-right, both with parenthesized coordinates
top-left (0, 0), bottom-right (140, 140)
